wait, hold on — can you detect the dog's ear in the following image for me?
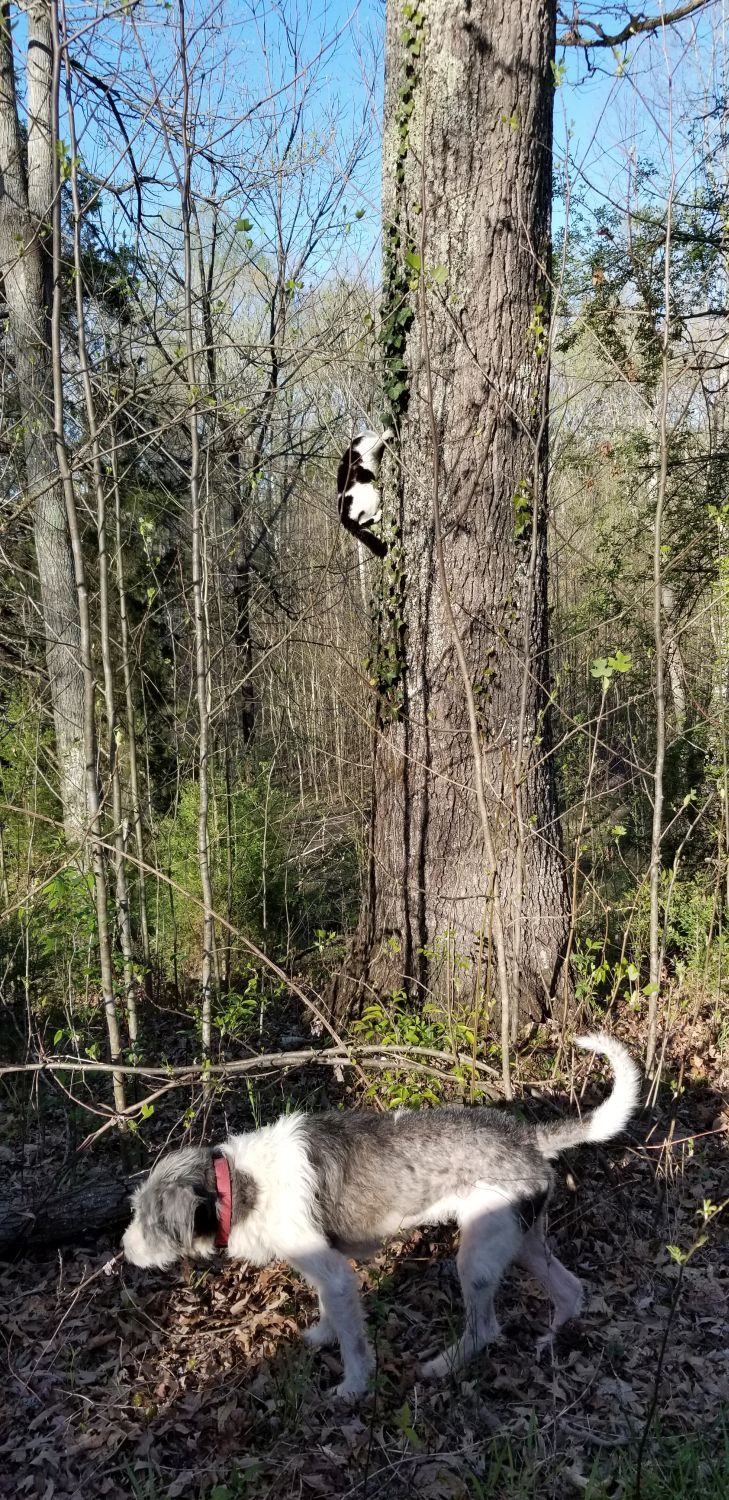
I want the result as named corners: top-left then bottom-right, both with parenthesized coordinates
top-left (159, 1183), bottom-right (219, 1250)
top-left (160, 1183), bottom-right (205, 1251)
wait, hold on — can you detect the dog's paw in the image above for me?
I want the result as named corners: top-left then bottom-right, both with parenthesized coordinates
top-left (302, 1320), bottom-right (336, 1349)
top-left (419, 1353), bottom-right (450, 1381)
top-left (333, 1351), bottom-right (375, 1399)
top-left (333, 1379), bottom-right (365, 1400)
top-left (333, 1369), bottom-right (373, 1400)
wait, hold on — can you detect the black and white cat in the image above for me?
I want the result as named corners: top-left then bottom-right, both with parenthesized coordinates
top-left (337, 428), bottom-right (393, 557)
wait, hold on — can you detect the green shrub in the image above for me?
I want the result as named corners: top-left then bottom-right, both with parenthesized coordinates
top-left (152, 766), bottom-right (361, 981)
top-left (352, 989), bottom-right (492, 1108)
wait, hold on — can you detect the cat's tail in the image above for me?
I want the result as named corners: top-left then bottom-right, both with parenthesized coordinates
top-left (536, 1034), bottom-right (640, 1160)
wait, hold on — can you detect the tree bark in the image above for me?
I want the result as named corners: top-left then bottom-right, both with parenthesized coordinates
top-left (0, 0), bottom-right (86, 842)
top-left (335, 0), bottom-right (571, 1030)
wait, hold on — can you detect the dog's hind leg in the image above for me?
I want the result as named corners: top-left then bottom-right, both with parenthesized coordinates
top-left (291, 1246), bottom-right (375, 1398)
top-left (515, 1224), bottom-right (583, 1340)
top-left (420, 1194), bottom-right (521, 1381)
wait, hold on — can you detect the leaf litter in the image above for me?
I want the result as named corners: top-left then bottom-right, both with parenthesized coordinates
top-left (1, 1024), bottom-right (727, 1499)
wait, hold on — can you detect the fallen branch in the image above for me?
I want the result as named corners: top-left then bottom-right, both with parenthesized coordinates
top-left (0, 1175), bottom-right (135, 1258)
top-left (0, 1042), bottom-right (502, 1084)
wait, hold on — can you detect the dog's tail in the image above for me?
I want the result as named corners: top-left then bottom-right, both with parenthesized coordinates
top-left (536, 1034), bottom-right (640, 1160)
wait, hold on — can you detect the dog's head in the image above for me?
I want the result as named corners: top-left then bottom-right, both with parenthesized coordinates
top-left (122, 1146), bottom-right (220, 1269)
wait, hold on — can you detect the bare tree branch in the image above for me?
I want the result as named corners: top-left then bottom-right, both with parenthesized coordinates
top-left (558, 0), bottom-right (714, 49)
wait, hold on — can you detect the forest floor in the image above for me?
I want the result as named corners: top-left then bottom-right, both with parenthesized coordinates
top-left (1, 1009), bottom-right (728, 1500)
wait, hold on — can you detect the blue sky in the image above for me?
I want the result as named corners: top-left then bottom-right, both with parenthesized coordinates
top-left (24, 0), bottom-right (716, 288)
top-left (297, 0), bottom-right (719, 255)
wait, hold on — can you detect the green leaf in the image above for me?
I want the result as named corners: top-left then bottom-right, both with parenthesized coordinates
top-left (235, 217), bottom-right (253, 232)
top-left (404, 248), bottom-right (421, 271)
top-left (385, 379), bottom-right (408, 400)
top-left (53, 1028), bottom-right (64, 1046)
top-left (395, 1401), bottom-right (423, 1448)
top-left (608, 648), bottom-right (632, 673)
top-left (430, 263), bottom-right (448, 284)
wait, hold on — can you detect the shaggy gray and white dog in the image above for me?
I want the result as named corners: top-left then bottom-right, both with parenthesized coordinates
top-left (122, 1033), bottom-right (639, 1397)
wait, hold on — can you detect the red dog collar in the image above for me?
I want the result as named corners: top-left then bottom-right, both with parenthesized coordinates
top-left (213, 1154), bottom-right (232, 1248)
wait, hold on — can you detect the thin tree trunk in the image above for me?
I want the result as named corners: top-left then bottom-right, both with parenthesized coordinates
top-left (49, 0), bottom-right (125, 1111)
top-left (232, 450), bottom-right (257, 746)
top-left (66, 80), bottom-right (139, 1045)
top-left (661, 584), bottom-right (687, 728)
top-left (710, 345), bottom-right (729, 921)
top-left (179, 0), bottom-right (216, 1055)
top-left (334, 0), bottom-right (571, 1032)
top-left (0, 0), bottom-right (85, 842)
top-left (111, 445), bottom-right (152, 990)
top-left (647, 198), bottom-right (676, 1073)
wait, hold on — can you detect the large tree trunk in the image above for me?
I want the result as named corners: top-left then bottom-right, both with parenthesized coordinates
top-left (335, 0), bottom-right (571, 1031)
top-left (0, 1), bottom-right (86, 842)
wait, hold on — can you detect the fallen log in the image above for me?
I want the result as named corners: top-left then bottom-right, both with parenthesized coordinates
top-left (0, 1174), bottom-right (134, 1258)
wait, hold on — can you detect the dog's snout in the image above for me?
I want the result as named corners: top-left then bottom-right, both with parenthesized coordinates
top-left (122, 1220), bottom-right (149, 1266)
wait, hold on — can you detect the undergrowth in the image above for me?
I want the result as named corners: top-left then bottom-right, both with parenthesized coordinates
top-left (181, 1422), bottom-right (729, 1500)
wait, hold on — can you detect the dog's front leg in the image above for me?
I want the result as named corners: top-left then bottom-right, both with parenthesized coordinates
top-left (301, 1289), bottom-right (336, 1349)
top-left (291, 1247), bottom-right (375, 1398)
